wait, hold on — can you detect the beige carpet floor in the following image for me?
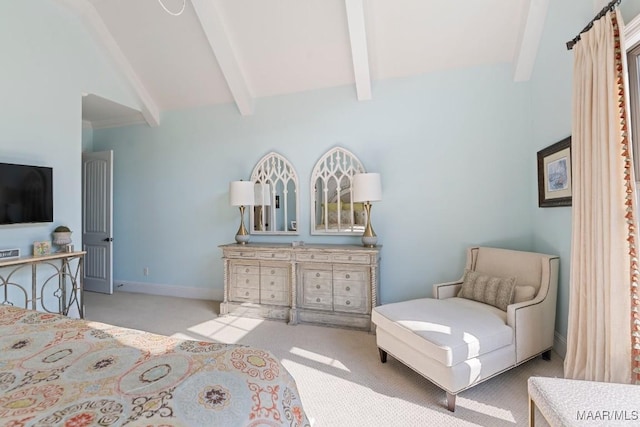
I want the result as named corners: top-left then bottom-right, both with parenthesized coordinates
top-left (84, 291), bottom-right (561, 427)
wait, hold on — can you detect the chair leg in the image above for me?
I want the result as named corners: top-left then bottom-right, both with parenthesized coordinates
top-left (446, 392), bottom-right (456, 412)
top-left (378, 348), bottom-right (387, 363)
top-left (542, 350), bottom-right (551, 361)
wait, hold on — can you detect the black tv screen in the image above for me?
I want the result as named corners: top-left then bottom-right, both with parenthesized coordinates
top-left (0, 162), bottom-right (53, 225)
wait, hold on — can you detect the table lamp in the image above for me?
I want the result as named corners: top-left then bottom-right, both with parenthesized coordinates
top-left (229, 181), bottom-right (255, 244)
top-left (353, 173), bottom-right (382, 247)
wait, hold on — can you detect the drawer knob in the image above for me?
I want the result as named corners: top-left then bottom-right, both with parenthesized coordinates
top-left (346, 300), bottom-right (351, 305)
top-left (245, 279), bottom-right (249, 284)
top-left (348, 256), bottom-right (352, 261)
top-left (316, 273), bottom-right (320, 278)
top-left (271, 281), bottom-right (275, 285)
top-left (311, 255), bottom-right (315, 259)
top-left (316, 284), bottom-right (320, 289)
top-left (271, 269), bottom-right (275, 274)
top-left (271, 254), bottom-right (275, 258)
top-left (245, 268), bottom-right (250, 273)
top-left (346, 274), bottom-right (351, 279)
top-left (316, 298), bottom-right (321, 303)
top-left (245, 292), bottom-right (249, 296)
top-left (271, 294), bottom-right (275, 298)
top-left (346, 286), bottom-right (351, 291)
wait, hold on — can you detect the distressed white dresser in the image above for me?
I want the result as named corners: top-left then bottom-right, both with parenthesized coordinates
top-left (219, 243), bottom-right (380, 331)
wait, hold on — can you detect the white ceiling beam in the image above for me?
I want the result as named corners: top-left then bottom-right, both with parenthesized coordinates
top-left (345, 0), bottom-right (372, 100)
top-left (191, 0), bottom-right (254, 116)
top-left (55, 0), bottom-right (160, 126)
top-left (512, 0), bottom-right (550, 82)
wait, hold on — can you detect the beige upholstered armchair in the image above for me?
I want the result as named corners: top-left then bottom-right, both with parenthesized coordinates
top-left (372, 247), bottom-right (559, 411)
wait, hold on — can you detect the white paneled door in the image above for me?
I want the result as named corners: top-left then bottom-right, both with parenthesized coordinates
top-left (82, 151), bottom-right (113, 294)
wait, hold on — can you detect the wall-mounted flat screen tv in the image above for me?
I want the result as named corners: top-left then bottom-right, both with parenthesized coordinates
top-left (0, 162), bottom-right (53, 225)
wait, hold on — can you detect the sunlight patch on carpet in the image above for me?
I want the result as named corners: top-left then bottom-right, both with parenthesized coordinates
top-left (173, 316), bottom-right (265, 344)
top-left (457, 396), bottom-right (516, 423)
top-left (287, 346), bottom-right (350, 371)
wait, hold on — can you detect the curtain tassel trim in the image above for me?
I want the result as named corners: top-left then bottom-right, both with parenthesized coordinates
top-left (612, 11), bottom-right (640, 384)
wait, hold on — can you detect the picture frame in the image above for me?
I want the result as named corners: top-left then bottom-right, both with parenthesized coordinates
top-left (537, 136), bottom-right (572, 207)
top-left (33, 241), bottom-right (51, 257)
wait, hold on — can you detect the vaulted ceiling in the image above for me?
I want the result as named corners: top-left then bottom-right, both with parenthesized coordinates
top-left (58, 0), bottom-right (551, 129)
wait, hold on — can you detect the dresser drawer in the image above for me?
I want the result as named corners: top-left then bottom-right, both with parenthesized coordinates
top-left (332, 267), bottom-right (368, 282)
top-left (333, 295), bottom-right (367, 313)
top-left (303, 280), bottom-right (332, 295)
top-left (231, 274), bottom-right (260, 289)
top-left (257, 251), bottom-right (291, 261)
top-left (231, 264), bottom-right (260, 276)
top-left (261, 290), bottom-right (289, 306)
top-left (333, 281), bottom-right (367, 299)
top-left (332, 253), bottom-right (371, 264)
top-left (301, 292), bottom-right (333, 310)
top-left (262, 275), bottom-right (288, 292)
top-left (301, 267), bottom-right (332, 283)
top-left (226, 250), bottom-right (257, 259)
top-left (296, 252), bottom-right (331, 262)
top-left (230, 287), bottom-right (260, 303)
top-left (261, 265), bottom-right (288, 278)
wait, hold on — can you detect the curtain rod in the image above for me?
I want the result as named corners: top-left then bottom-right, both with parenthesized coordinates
top-left (566, 0), bottom-right (623, 50)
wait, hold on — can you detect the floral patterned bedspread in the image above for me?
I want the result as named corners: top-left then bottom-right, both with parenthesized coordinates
top-left (0, 306), bottom-right (310, 427)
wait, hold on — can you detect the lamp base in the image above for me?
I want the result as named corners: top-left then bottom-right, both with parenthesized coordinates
top-left (235, 234), bottom-right (250, 244)
top-left (361, 201), bottom-right (377, 247)
top-left (235, 205), bottom-right (250, 244)
top-left (361, 235), bottom-right (377, 248)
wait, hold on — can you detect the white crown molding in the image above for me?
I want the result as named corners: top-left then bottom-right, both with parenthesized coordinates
top-left (114, 279), bottom-right (222, 301)
top-left (625, 12), bottom-right (640, 50)
top-left (191, 0), bottom-right (254, 116)
top-left (513, 0), bottom-right (550, 82)
top-left (55, 0), bottom-right (160, 127)
top-left (345, 0), bottom-right (372, 101)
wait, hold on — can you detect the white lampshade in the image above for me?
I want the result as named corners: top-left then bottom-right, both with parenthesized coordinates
top-left (353, 173), bottom-right (382, 202)
top-left (254, 183), bottom-right (271, 206)
top-left (229, 181), bottom-right (255, 206)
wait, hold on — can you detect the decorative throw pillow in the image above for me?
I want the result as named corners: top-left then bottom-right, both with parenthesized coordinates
top-left (326, 209), bottom-right (353, 225)
top-left (457, 269), bottom-right (517, 311)
top-left (354, 209), bottom-right (367, 225)
top-left (513, 285), bottom-right (536, 303)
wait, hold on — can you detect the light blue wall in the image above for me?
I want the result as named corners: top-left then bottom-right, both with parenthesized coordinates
top-left (530, 1), bottom-right (640, 340)
top-left (0, 1), bottom-right (137, 256)
top-left (82, 126), bottom-right (94, 153)
top-left (93, 64), bottom-right (533, 303)
top-left (4, 0), bottom-right (634, 343)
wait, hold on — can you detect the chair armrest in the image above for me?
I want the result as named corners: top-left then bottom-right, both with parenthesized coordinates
top-left (507, 256), bottom-right (559, 364)
top-left (433, 281), bottom-right (462, 299)
top-left (507, 296), bottom-right (554, 364)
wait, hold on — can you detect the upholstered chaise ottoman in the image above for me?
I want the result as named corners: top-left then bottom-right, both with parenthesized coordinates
top-left (528, 376), bottom-right (640, 426)
top-left (373, 296), bottom-right (516, 410)
top-left (372, 247), bottom-right (559, 411)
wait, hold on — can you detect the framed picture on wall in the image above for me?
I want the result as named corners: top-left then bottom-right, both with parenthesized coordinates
top-left (537, 136), bottom-right (572, 207)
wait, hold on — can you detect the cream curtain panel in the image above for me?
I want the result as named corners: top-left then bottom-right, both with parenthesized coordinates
top-left (565, 8), bottom-right (640, 384)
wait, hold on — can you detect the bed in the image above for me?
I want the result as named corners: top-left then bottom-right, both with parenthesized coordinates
top-left (0, 305), bottom-right (311, 427)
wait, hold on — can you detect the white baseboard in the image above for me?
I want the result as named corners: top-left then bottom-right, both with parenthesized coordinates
top-left (114, 280), bottom-right (223, 301)
top-left (553, 331), bottom-right (567, 360)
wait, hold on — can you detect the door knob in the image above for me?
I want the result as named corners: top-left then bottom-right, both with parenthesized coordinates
top-left (103, 237), bottom-right (114, 242)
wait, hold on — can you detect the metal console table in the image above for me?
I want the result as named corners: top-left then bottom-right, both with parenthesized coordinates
top-left (0, 251), bottom-right (85, 318)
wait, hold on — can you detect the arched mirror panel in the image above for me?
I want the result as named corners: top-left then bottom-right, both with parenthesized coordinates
top-left (250, 152), bottom-right (299, 235)
top-left (310, 147), bottom-right (366, 235)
